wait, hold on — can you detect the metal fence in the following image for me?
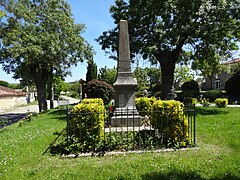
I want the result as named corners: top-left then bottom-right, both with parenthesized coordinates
top-left (66, 108), bottom-right (195, 153)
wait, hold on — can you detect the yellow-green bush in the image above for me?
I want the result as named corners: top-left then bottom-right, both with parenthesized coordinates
top-left (183, 97), bottom-right (197, 108)
top-left (214, 98), bottom-right (228, 108)
top-left (81, 98), bottom-right (104, 106)
top-left (150, 100), bottom-right (189, 147)
top-left (68, 98), bottom-right (106, 152)
top-left (135, 97), bottom-right (156, 116)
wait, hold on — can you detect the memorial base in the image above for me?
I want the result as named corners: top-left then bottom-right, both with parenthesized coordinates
top-left (110, 107), bottom-right (141, 127)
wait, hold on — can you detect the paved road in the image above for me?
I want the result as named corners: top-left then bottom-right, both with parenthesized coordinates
top-left (0, 96), bottom-right (80, 128)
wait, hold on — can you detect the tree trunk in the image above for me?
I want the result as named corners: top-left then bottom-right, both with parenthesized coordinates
top-left (32, 65), bottom-right (49, 112)
top-left (156, 51), bottom-right (179, 100)
top-left (49, 66), bottom-right (54, 109)
top-left (36, 81), bottom-right (48, 112)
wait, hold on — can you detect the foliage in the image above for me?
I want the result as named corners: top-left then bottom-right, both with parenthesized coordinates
top-left (81, 98), bottom-right (104, 106)
top-left (64, 81), bottom-right (81, 95)
top-left (98, 66), bottom-right (117, 85)
top-left (215, 98), bottom-right (228, 108)
top-left (204, 90), bottom-right (223, 102)
top-left (191, 45), bottom-right (227, 89)
top-left (97, 0), bottom-right (239, 99)
top-left (67, 99), bottom-right (106, 153)
top-left (85, 79), bottom-right (114, 104)
top-left (133, 67), bottom-right (162, 95)
top-left (200, 98), bottom-right (210, 107)
top-left (183, 97), bottom-right (197, 108)
top-left (177, 80), bottom-right (200, 100)
top-left (150, 100), bottom-right (189, 147)
top-left (8, 83), bottom-right (21, 89)
top-left (0, 9), bottom-right (5, 18)
top-left (135, 97), bottom-right (156, 116)
top-left (0, 0), bottom-right (93, 112)
top-left (225, 70), bottom-right (240, 95)
top-left (133, 67), bottom-right (149, 91)
top-left (174, 65), bottom-right (194, 84)
top-left (0, 80), bottom-right (9, 87)
top-left (86, 59), bottom-right (98, 83)
top-left (46, 76), bottom-right (66, 100)
top-left (68, 91), bottom-right (79, 98)
top-left (146, 67), bottom-right (162, 94)
top-left (181, 80), bottom-right (199, 92)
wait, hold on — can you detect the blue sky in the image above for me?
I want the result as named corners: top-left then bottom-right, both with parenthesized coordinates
top-left (0, 0), bottom-right (117, 83)
top-left (0, 1), bottom-right (239, 83)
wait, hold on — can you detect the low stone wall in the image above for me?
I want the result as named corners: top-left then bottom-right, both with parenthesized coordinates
top-left (0, 96), bottom-right (27, 113)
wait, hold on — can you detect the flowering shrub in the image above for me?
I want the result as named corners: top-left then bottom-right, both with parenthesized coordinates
top-left (81, 98), bottom-right (104, 106)
top-left (200, 98), bottom-right (210, 107)
top-left (135, 97), bottom-right (156, 116)
top-left (150, 100), bottom-right (189, 147)
top-left (183, 97), bottom-right (197, 108)
top-left (67, 98), bottom-right (106, 152)
top-left (214, 98), bottom-right (228, 108)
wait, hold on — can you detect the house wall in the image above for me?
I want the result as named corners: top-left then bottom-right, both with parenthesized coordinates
top-left (202, 72), bottom-right (231, 90)
top-left (0, 96), bottom-right (27, 113)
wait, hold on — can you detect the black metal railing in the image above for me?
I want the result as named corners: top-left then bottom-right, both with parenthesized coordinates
top-left (66, 108), bottom-right (196, 153)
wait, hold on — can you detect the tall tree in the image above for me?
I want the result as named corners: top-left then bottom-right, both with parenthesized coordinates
top-left (98, 66), bottom-right (117, 85)
top-left (86, 59), bottom-right (97, 83)
top-left (174, 64), bottom-right (194, 85)
top-left (97, 0), bottom-right (239, 99)
top-left (145, 67), bottom-right (162, 94)
top-left (0, 0), bottom-right (93, 112)
top-left (133, 67), bottom-right (148, 91)
top-left (191, 44), bottom-right (225, 89)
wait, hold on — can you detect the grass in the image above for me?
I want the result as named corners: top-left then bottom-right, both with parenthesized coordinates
top-left (0, 106), bottom-right (240, 179)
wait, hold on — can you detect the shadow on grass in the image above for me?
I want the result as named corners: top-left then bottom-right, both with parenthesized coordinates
top-left (141, 170), bottom-right (202, 180)
top-left (0, 113), bottom-right (26, 129)
top-left (46, 109), bottom-right (68, 121)
top-left (139, 170), bottom-right (239, 180)
top-left (195, 107), bottom-right (228, 116)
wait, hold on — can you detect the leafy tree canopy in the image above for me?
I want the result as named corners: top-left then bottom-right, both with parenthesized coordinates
top-left (0, 0), bottom-right (94, 111)
top-left (98, 66), bottom-right (117, 85)
top-left (97, 0), bottom-right (239, 99)
top-left (175, 64), bottom-right (194, 84)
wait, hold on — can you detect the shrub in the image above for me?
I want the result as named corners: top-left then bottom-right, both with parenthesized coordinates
top-left (67, 98), bottom-right (106, 153)
top-left (214, 98), bottom-right (228, 108)
top-left (82, 98), bottom-right (104, 106)
top-left (204, 90), bottom-right (222, 102)
top-left (181, 80), bottom-right (199, 92)
top-left (183, 97), bottom-right (197, 108)
top-left (200, 98), bottom-right (210, 107)
top-left (85, 79), bottom-right (114, 104)
top-left (0, 80), bottom-right (10, 87)
top-left (69, 91), bottom-right (79, 98)
top-left (178, 80), bottom-right (200, 101)
top-left (150, 100), bottom-right (189, 147)
top-left (135, 97), bottom-right (156, 116)
top-left (180, 90), bottom-right (199, 98)
top-left (225, 70), bottom-right (240, 96)
top-left (135, 91), bottom-right (146, 98)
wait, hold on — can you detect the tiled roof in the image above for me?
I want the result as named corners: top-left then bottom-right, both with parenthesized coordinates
top-left (224, 58), bottom-right (240, 65)
top-left (0, 85), bottom-right (26, 97)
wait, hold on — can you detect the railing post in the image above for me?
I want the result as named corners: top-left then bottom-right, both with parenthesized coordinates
top-left (66, 107), bottom-right (69, 146)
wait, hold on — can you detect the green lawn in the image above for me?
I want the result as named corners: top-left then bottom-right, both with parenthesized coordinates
top-left (0, 107), bottom-right (239, 179)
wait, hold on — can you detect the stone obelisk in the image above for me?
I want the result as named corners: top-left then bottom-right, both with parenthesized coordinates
top-left (111, 20), bottom-right (141, 127)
